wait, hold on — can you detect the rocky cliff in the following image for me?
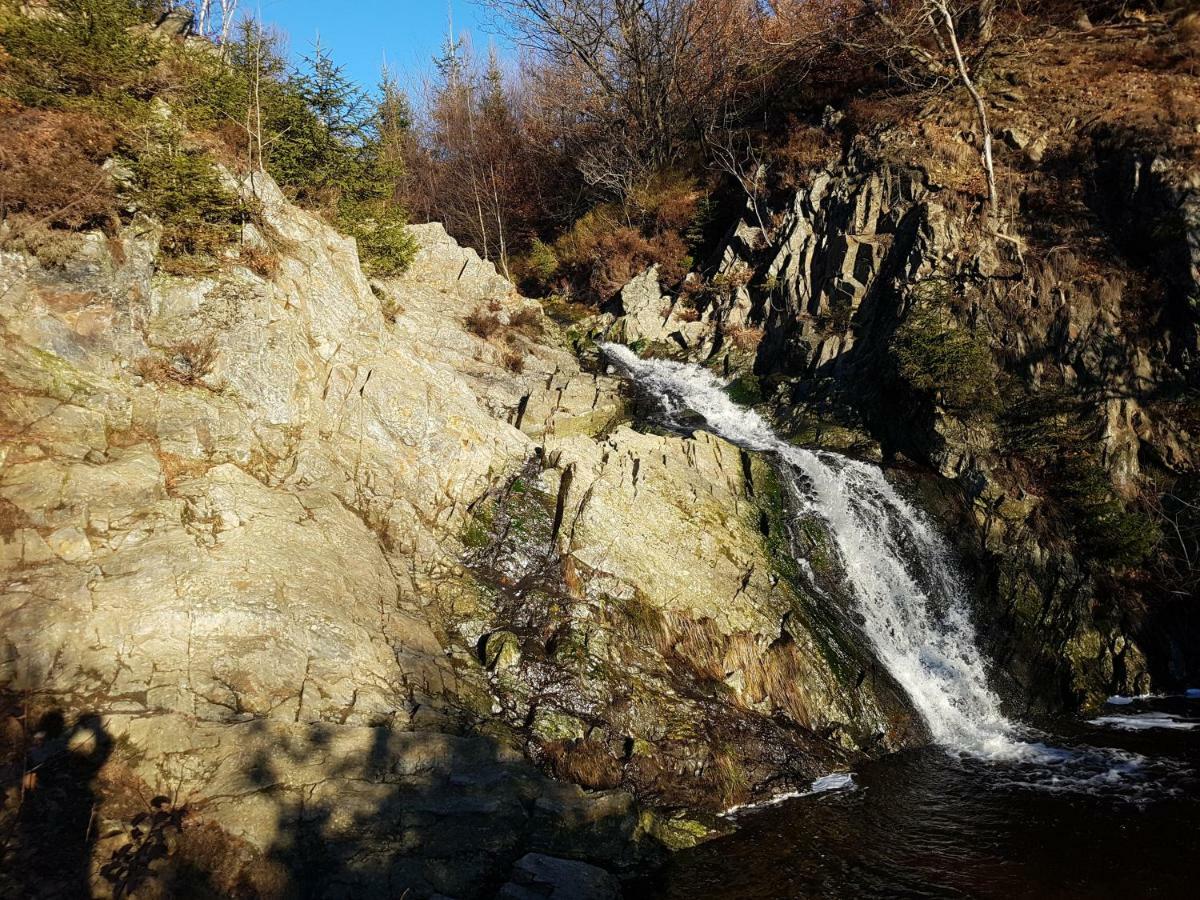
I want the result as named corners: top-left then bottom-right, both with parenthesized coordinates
top-left (599, 18), bottom-right (1200, 714)
top-left (0, 169), bottom-right (909, 897)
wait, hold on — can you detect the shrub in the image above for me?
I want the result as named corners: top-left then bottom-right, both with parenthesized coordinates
top-left (337, 200), bottom-right (416, 276)
top-left (524, 238), bottom-right (559, 287)
top-left (726, 325), bottom-right (765, 352)
top-left (0, 104), bottom-right (120, 229)
top-left (1053, 455), bottom-right (1161, 568)
top-left (238, 244), bottom-right (280, 280)
top-left (0, 0), bottom-right (160, 106)
top-left (501, 345), bottom-right (525, 373)
top-left (509, 305), bottom-right (543, 336)
top-left (774, 117), bottom-right (839, 188)
top-left (129, 143), bottom-right (246, 271)
top-left (465, 307), bottom-right (502, 339)
top-left (892, 288), bottom-right (997, 412)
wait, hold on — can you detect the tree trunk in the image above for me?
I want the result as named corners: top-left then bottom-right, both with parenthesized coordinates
top-left (935, 2), bottom-right (997, 219)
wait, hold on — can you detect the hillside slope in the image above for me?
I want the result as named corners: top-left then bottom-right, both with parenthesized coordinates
top-left (0, 164), bottom-right (912, 896)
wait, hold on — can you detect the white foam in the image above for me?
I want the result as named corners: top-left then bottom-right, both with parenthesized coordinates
top-left (1089, 713), bottom-right (1199, 732)
top-left (1105, 690), bottom-right (1200, 705)
top-left (723, 772), bottom-right (856, 816)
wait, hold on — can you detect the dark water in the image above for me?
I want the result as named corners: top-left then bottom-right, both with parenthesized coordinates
top-left (636, 695), bottom-right (1200, 899)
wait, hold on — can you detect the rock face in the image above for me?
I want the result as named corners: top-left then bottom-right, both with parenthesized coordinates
top-left (700, 130), bottom-right (1199, 710)
top-left (610, 265), bottom-right (712, 353)
top-left (0, 172), bottom-right (907, 896)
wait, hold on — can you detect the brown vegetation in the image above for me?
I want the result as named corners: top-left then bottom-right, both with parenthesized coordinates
top-left (464, 307), bottom-right (502, 339)
top-left (0, 104), bottom-right (119, 230)
top-left (135, 337), bottom-right (218, 388)
top-left (542, 739), bottom-right (623, 790)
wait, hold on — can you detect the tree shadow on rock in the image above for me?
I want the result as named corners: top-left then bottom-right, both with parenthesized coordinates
top-left (164, 718), bottom-right (656, 899)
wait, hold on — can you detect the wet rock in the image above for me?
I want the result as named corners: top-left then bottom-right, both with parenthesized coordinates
top-left (497, 853), bottom-right (620, 900)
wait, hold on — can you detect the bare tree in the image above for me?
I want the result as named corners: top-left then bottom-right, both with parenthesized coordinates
top-left (193, 0), bottom-right (239, 48)
top-left (484, 0), bottom-right (765, 193)
top-left (855, 0), bottom-right (1001, 217)
top-left (704, 118), bottom-right (770, 236)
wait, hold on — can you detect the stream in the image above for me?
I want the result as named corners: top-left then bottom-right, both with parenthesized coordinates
top-left (600, 344), bottom-right (1200, 899)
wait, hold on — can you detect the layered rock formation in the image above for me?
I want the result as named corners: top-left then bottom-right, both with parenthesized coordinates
top-left (592, 23), bottom-right (1200, 711)
top-left (0, 171), bottom-right (905, 897)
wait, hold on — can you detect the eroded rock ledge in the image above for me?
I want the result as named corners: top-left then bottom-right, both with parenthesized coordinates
top-left (1, 173), bottom-right (908, 897)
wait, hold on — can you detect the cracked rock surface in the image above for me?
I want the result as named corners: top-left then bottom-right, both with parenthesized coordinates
top-left (0, 172), bottom-right (908, 897)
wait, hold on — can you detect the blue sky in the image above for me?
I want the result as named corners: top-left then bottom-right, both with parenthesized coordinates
top-left (254, 0), bottom-right (512, 92)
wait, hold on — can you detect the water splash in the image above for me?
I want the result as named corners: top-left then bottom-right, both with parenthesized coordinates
top-left (600, 343), bottom-right (1026, 759)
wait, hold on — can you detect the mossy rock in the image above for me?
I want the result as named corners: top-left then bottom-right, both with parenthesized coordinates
top-left (531, 708), bottom-right (587, 743)
top-left (638, 810), bottom-right (717, 850)
top-left (482, 630), bottom-right (521, 672)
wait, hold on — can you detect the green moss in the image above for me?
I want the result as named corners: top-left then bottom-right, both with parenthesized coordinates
top-left (724, 372), bottom-right (763, 406)
top-left (462, 501), bottom-right (496, 550)
top-left (752, 457), bottom-right (863, 684)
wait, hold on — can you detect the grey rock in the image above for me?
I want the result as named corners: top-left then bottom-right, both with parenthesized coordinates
top-left (497, 853), bottom-right (620, 900)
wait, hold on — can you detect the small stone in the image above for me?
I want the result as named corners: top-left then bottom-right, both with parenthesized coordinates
top-left (497, 853), bottom-right (620, 900)
top-left (46, 526), bottom-right (91, 562)
top-left (1002, 127), bottom-right (1031, 151)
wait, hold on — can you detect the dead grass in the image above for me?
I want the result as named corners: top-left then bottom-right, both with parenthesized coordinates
top-left (135, 337), bottom-right (217, 388)
top-left (500, 345), bottom-right (525, 373)
top-left (725, 325), bottom-right (764, 352)
top-left (237, 244), bottom-right (280, 281)
top-left (0, 103), bottom-right (120, 230)
top-left (465, 307), bottom-right (502, 339)
top-left (508, 305), bottom-right (543, 336)
top-left (0, 218), bottom-right (89, 269)
top-left (542, 739), bottom-right (623, 790)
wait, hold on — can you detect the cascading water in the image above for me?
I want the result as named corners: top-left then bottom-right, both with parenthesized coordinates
top-left (602, 342), bottom-right (1200, 811)
top-left (600, 343), bottom-right (1028, 760)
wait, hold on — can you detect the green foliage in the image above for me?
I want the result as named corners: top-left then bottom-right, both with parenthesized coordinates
top-left (0, 0), bottom-right (160, 106)
top-left (999, 385), bottom-right (1160, 569)
top-left (462, 502), bottom-right (496, 550)
top-left (892, 286), bottom-right (997, 412)
top-left (337, 203), bottom-right (415, 275)
top-left (1055, 456), bottom-right (1161, 568)
top-left (1052, 456), bottom-right (1160, 569)
top-left (130, 142), bottom-right (246, 271)
top-left (1, 2), bottom-right (414, 275)
top-left (525, 239), bottom-right (560, 287)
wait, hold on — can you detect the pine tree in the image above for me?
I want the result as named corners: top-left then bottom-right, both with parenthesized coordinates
top-left (294, 38), bottom-right (369, 143)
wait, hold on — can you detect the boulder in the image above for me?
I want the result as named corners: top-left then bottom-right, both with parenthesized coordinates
top-left (497, 854), bottom-right (621, 900)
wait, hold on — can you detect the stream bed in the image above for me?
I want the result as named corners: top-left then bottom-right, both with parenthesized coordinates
top-left (635, 693), bottom-right (1200, 899)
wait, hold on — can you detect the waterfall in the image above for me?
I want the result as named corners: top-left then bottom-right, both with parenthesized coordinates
top-left (600, 343), bottom-right (1027, 759)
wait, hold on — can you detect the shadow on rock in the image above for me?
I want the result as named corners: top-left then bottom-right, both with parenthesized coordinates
top-left (1, 702), bottom-right (112, 898)
top-left (4, 692), bottom-right (655, 898)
